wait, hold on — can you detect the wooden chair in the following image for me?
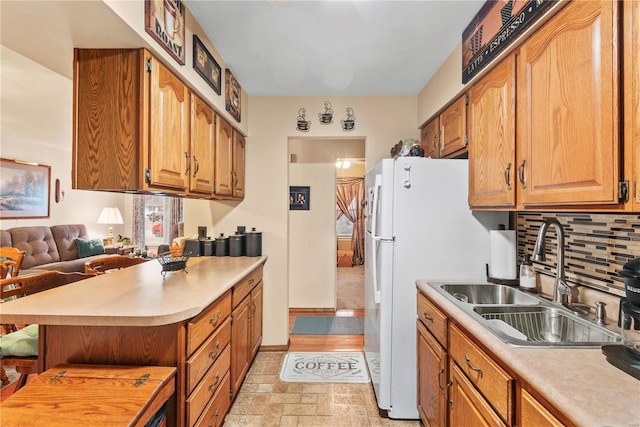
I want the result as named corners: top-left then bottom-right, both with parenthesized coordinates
top-left (84, 255), bottom-right (147, 275)
top-left (0, 247), bottom-right (25, 385)
top-left (0, 270), bottom-right (95, 390)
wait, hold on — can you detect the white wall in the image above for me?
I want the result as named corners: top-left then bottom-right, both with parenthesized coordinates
top-left (288, 163), bottom-right (336, 309)
top-left (210, 95), bottom-right (418, 346)
top-left (0, 46), bottom-right (126, 239)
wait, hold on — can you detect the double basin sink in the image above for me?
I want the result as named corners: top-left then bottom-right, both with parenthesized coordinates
top-left (429, 282), bottom-right (622, 348)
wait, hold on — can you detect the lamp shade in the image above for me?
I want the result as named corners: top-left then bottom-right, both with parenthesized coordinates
top-left (97, 207), bottom-right (124, 225)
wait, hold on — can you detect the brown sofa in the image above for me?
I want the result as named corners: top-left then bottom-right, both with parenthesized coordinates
top-left (0, 224), bottom-right (115, 274)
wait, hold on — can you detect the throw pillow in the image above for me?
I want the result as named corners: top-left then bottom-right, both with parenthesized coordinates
top-left (0, 324), bottom-right (39, 357)
top-left (76, 238), bottom-right (105, 258)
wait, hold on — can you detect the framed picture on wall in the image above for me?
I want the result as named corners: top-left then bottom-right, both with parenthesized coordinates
top-left (289, 186), bottom-right (310, 211)
top-left (193, 34), bottom-right (221, 95)
top-left (225, 68), bottom-right (241, 122)
top-left (144, 0), bottom-right (186, 65)
top-left (0, 158), bottom-right (51, 219)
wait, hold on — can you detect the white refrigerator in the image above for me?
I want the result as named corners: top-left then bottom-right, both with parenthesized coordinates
top-left (364, 157), bottom-right (507, 419)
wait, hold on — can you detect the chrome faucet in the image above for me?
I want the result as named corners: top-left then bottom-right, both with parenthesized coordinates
top-left (532, 217), bottom-right (573, 306)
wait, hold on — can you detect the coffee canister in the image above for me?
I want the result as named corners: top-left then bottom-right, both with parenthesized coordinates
top-left (203, 239), bottom-right (214, 256)
top-left (229, 233), bottom-right (245, 257)
top-left (245, 227), bottom-right (262, 257)
top-left (215, 233), bottom-right (229, 256)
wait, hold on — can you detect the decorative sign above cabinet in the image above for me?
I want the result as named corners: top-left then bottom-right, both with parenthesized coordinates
top-left (145, 0), bottom-right (186, 65)
top-left (225, 69), bottom-right (242, 122)
top-left (462, 0), bottom-right (554, 83)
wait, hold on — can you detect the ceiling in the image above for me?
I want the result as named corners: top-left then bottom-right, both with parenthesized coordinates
top-left (185, 0), bottom-right (485, 96)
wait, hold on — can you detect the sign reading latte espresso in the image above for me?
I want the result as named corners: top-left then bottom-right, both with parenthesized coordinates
top-left (462, 0), bottom-right (556, 84)
top-left (145, 0), bottom-right (185, 65)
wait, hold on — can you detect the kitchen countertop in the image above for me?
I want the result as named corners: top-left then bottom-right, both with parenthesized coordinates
top-left (0, 256), bottom-right (267, 327)
top-left (416, 280), bottom-right (640, 427)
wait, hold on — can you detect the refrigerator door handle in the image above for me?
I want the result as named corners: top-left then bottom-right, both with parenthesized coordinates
top-left (370, 236), bottom-right (381, 304)
top-left (370, 174), bottom-right (382, 241)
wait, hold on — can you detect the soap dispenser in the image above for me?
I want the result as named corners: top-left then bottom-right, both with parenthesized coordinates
top-left (519, 254), bottom-right (536, 291)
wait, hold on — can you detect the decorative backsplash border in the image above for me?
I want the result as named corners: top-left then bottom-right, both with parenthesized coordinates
top-left (516, 212), bottom-right (640, 297)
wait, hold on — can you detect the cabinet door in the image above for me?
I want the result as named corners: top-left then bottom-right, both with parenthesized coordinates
top-left (215, 117), bottom-right (234, 197)
top-left (148, 57), bottom-right (189, 190)
top-left (417, 321), bottom-right (447, 427)
top-left (232, 131), bottom-right (246, 199)
top-left (468, 54), bottom-right (516, 209)
top-left (249, 281), bottom-right (263, 360)
top-left (230, 296), bottom-right (250, 397)
top-left (421, 118), bottom-right (440, 159)
top-left (517, 0), bottom-right (620, 207)
top-left (520, 389), bottom-right (564, 427)
top-left (449, 362), bottom-right (506, 427)
top-left (190, 94), bottom-right (215, 195)
top-left (626, 0), bottom-right (640, 210)
top-left (439, 96), bottom-right (467, 158)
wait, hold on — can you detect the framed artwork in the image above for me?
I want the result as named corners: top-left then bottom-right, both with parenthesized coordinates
top-left (225, 69), bottom-right (242, 122)
top-left (289, 186), bottom-right (310, 211)
top-left (145, 0), bottom-right (186, 65)
top-left (461, 0), bottom-right (556, 83)
top-left (0, 158), bottom-right (51, 219)
top-left (193, 34), bottom-right (221, 95)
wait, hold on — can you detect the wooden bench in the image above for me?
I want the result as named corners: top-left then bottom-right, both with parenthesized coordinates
top-left (0, 364), bottom-right (176, 426)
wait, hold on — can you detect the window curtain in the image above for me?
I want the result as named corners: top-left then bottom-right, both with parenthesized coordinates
top-left (336, 177), bottom-right (365, 266)
top-left (132, 195), bottom-right (145, 247)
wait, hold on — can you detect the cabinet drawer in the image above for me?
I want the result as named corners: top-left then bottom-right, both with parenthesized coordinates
top-left (417, 291), bottom-right (448, 347)
top-left (232, 265), bottom-right (263, 308)
top-left (449, 323), bottom-right (514, 424)
top-left (193, 372), bottom-right (231, 427)
top-left (186, 317), bottom-right (231, 393)
top-left (187, 345), bottom-right (231, 426)
top-left (187, 291), bottom-right (231, 355)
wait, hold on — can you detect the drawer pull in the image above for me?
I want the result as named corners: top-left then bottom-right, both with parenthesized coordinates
top-left (422, 312), bottom-right (433, 323)
top-left (249, 278), bottom-right (255, 285)
top-left (208, 342), bottom-right (221, 359)
top-left (209, 312), bottom-right (221, 327)
top-left (208, 373), bottom-right (220, 391)
top-left (437, 367), bottom-right (445, 394)
top-left (464, 354), bottom-right (483, 378)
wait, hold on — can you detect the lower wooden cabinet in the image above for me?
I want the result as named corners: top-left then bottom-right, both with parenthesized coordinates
top-left (231, 268), bottom-right (264, 398)
top-left (520, 389), bottom-right (564, 427)
top-left (417, 320), bottom-right (448, 427)
top-left (449, 362), bottom-right (506, 427)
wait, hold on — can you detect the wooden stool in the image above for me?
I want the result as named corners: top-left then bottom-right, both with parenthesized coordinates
top-left (0, 364), bottom-right (176, 426)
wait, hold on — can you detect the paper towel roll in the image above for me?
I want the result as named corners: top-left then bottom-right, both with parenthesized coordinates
top-left (489, 230), bottom-right (517, 279)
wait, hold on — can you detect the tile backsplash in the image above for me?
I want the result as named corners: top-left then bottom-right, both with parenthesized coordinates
top-left (517, 212), bottom-right (640, 298)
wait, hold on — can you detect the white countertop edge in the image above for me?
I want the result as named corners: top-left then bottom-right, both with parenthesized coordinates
top-left (416, 280), bottom-right (640, 427)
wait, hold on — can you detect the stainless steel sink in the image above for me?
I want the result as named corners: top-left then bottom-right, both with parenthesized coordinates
top-left (472, 305), bottom-right (621, 347)
top-left (440, 283), bottom-right (540, 305)
top-left (427, 281), bottom-right (623, 348)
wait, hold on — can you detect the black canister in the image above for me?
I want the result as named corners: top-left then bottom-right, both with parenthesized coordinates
top-left (245, 227), bottom-right (262, 257)
top-left (215, 233), bottom-right (229, 256)
top-left (620, 259), bottom-right (640, 303)
top-left (184, 239), bottom-right (203, 256)
top-left (229, 233), bottom-right (245, 257)
top-left (203, 239), bottom-right (214, 256)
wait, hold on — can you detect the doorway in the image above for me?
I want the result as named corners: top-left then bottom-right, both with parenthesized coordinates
top-left (287, 137), bottom-right (365, 311)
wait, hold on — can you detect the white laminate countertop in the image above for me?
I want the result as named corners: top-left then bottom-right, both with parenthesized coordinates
top-left (0, 256), bottom-right (267, 327)
top-left (416, 280), bottom-right (640, 427)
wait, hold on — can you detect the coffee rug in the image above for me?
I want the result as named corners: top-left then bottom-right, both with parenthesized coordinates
top-left (280, 352), bottom-right (370, 383)
top-left (290, 316), bottom-right (364, 335)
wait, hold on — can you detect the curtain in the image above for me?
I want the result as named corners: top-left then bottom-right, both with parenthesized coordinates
top-left (336, 177), bottom-right (365, 266)
top-left (132, 195), bottom-right (145, 247)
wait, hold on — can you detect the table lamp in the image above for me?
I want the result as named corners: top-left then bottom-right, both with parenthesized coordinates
top-left (97, 207), bottom-right (124, 247)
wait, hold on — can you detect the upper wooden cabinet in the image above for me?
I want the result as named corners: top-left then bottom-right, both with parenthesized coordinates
top-left (625, 0), bottom-right (640, 210)
top-left (73, 48), bottom-right (244, 200)
top-left (516, 0), bottom-right (620, 208)
top-left (214, 117), bottom-right (234, 197)
top-left (420, 117), bottom-right (440, 159)
top-left (189, 94), bottom-right (216, 195)
top-left (439, 96), bottom-right (467, 158)
top-left (232, 132), bottom-right (246, 199)
top-left (468, 54), bottom-right (516, 209)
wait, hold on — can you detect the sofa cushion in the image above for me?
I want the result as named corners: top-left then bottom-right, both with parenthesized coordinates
top-left (8, 226), bottom-right (59, 270)
top-left (76, 238), bottom-right (105, 258)
top-left (50, 224), bottom-right (90, 261)
top-left (0, 324), bottom-right (39, 357)
top-left (0, 230), bottom-right (12, 247)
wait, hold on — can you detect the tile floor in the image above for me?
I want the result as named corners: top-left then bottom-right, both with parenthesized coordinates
top-left (223, 351), bottom-right (421, 427)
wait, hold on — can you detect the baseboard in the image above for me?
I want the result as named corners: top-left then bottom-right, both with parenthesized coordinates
top-left (260, 342), bottom-right (289, 352)
top-left (289, 308), bottom-right (335, 314)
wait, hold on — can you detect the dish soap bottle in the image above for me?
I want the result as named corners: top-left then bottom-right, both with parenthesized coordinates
top-left (519, 254), bottom-right (536, 291)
